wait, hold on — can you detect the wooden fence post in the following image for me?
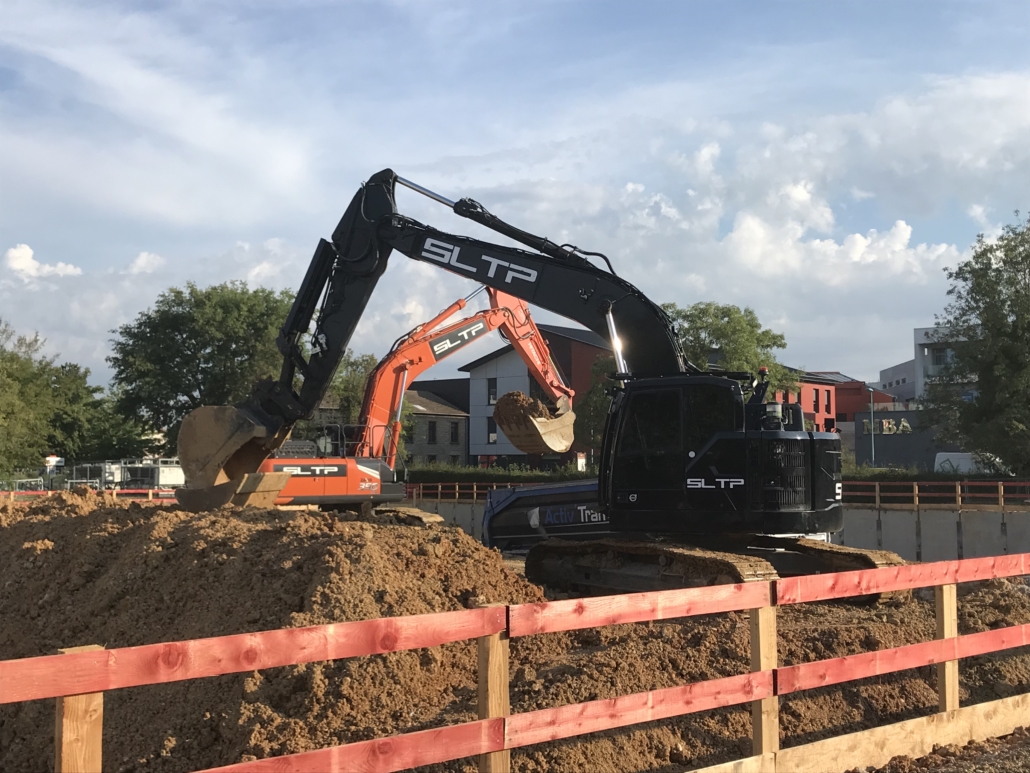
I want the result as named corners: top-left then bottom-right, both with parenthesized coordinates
top-left (750, 598), bottom-right (778, 757)
top-left (55, 645), bottom-right (104, 773)
top-left (476, 604), bottom-right (510, 773)
top-left (935, 584), bottom-right (959, 712)
top-left (874, 482), bottom-right (881, 509)
top-left (913, 482), bottom-right (920, 508)
top-left (998, 481), bottom-right (1004, 509)
top-left (955, 482), bottom-right (962, 509)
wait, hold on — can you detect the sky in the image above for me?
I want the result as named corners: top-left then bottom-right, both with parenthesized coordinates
top-left (1, 0), bottom-right (1029, 386)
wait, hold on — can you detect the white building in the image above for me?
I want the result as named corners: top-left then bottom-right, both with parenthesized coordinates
top-left (458, 324), bottom-right (610, 464)
top-left (461, 347), bottom-right (531, 460)
top-left (870, 327), bottom-right (957, 401)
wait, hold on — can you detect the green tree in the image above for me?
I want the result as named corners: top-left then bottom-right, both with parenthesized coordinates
top-left (572, 354), bottom-right (616, 463)
top-left (923, 213), bottom-right (1030, 475)
top-left (329, 349), bottom-right (380, 424)
top-left (108, 281), bottom-right (295, 448)
top-left (661, 301), bottom-right (795, 392)
top-left (0, 321), bottom-right (51, 474)
top-left (0, 321), bottom-right (150, 474)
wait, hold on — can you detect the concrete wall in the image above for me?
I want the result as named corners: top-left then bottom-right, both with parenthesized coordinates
top-left (836, 506), bottom-right (1030, 561)
top-left (407, 500), bottom-right (1026, 562)
top-left (408, 500), bottom-right (486, 540)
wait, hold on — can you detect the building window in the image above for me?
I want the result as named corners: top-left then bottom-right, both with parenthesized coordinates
top-left (450, 421), bottom-right (459, 444)
top-left (901, 378), bottom-right (906, 384)
top-left (427, 455), bottom-right (436, 464)
top-left (882, 384), bottom-right (886, 389)
top-left (812, 389), bottom-right (819, 412)
top-left (784, 391), bottom-right (791, 404)
top-left (487, 417), bottom-right (497, 444)
top-left (487, 378), bottom-right (498, 405)
top-left (427, 421), bottom-right (437, 444)
top-left (932, 347), bottom-right (949, 367)
top-left (449, 455), bottom-right (460, 465)
top-left (825, 390), bottom-right (831, 413)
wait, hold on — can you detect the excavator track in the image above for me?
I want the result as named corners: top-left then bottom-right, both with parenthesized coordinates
top-left (525, 536), bottom-right (908, 603)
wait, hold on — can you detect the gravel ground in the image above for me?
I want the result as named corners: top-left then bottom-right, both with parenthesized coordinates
top-left (857, 726), bottom-right (1030, 772)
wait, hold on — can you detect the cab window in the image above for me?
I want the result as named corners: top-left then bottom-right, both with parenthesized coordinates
top-left (614, 389), bottom-right (683, 489)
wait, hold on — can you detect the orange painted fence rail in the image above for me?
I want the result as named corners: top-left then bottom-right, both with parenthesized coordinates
top-left (843, 479), bottom-right (1030, 509)
top-left (4, 488), bottom-right (178, 502)
top-left (401, 480), bottom-right (1030, 508)
top-left (4, 555), bottom-right (1030, 773)
top-left (405, 481), bottom-right (509, 503)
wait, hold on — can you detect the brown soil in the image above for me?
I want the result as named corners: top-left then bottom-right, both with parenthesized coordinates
top-left (854, 725), bottom-right (1030, 772)
top-left (3, 493), bottom-right (1030, 773)
top-left (493, 391), bottom-right (552, 426)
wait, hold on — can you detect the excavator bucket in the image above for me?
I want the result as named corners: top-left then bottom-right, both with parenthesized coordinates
top-left (174, 405), bottom-right (290, 512)
top-left (493, 393), bottom-right (576, 454)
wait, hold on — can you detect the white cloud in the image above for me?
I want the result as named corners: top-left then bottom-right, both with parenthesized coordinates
top-left (723, 216), bottom-right (959, 285)
top-left (1, 1), bottom-right (1027, 384)
top-left (127, 251), bottom-right (164, 274)
top-left (4, 244), bottom-right (82, 283)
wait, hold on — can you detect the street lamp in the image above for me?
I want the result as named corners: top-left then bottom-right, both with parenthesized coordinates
top-left (867, 386), bottom-right (876, 468)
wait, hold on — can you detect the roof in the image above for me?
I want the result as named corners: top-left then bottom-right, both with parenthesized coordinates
top-left (405, 390), bottom-right (467, 417)
top-left (808, 371), bottom-right (866, 384)
top-left (537, 324), bottom-right (609, 349)
top-left (459, 324), bottom-right (609, 372)
top-left (783, 366), bottom-right (856, 386)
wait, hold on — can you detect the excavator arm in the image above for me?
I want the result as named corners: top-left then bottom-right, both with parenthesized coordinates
top-left (175, 169), bottom-right (688, 510)
top-left (353, 285), bottom-right (575, 467)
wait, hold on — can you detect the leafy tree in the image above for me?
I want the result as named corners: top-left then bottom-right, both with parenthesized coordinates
top-left (923, 213), bottom-right (1030, 475)
top-left (0, 321), bottom-right (150, 475)
top-left (661, 302), bottom-right (795, 392)
top-left (0, 321), bottom-right (51, 474)
top-left (572, 354), bottom-right (615, 464)
top-left (330, 349), bottom-right (380, 424)
top-left (108, 281), bottom-right (295, 448)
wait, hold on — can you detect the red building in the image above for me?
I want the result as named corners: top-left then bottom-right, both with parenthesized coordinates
top-left (809, 372), bottom-right (894, 423)
top-left (773, 377), bottom-right (837, 432)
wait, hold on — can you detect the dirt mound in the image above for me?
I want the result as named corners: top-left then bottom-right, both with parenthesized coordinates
top-left (3, 499), bottom-right (1030, 773)
top-left (0, 501), bottom-right (540, 772)
top-left (493, 391), bottom-right (551, 425)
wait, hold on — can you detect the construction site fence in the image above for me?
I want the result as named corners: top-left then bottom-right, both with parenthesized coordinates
top-left (406, 479), bottom-right (1030, 510)
top-left (844, 479), bottom-right (1030, 509)
top-left (5, 555), bottom-right (1030, 772)
top-left (405, 481), bottom-right (510, 503)
top-left (4, 488), bottom-right (179, 503)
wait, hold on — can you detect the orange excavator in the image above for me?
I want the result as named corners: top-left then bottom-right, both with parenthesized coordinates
top-left (211, 286), bottom-right (575, 509)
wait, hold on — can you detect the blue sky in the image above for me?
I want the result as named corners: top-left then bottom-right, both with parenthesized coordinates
top-left (2, 0), bottom-right (1028, 384)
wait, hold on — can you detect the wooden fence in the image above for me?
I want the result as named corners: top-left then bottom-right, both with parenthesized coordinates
top-left (841, 480), bottom-right (1030, 510)
top-left (4, 489), bottom-right (178, 503)
top-left (405, 482), bottom-right (509, 503)
top-left (403, 480), bottom-right (1030, 509)
top-left (4, 555), bottom-right (1030, 773)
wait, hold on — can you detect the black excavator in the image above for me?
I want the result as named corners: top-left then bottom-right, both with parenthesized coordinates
top-left (175, 169), bottom-right (903, 591)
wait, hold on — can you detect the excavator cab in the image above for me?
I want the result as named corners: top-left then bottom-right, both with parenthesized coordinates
top-left (599, 375), bottom-right (843, 537)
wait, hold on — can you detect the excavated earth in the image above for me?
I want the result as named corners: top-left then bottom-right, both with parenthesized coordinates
top-left (492, 391), bottom-right (552, 425)
top-left (3, 492), bottom-right (1030, 773)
